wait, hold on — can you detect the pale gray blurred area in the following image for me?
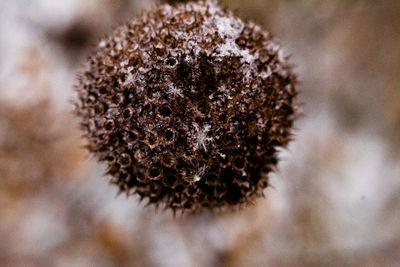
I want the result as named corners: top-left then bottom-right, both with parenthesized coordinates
top-left (0, 0), bottom-right (399, 266)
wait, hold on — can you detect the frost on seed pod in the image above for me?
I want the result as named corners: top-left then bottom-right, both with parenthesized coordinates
top-left (75, 1), bottom-right (298, 212)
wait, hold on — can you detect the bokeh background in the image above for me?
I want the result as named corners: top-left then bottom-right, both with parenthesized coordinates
top-left (1, 0), bottom-right (399, 266)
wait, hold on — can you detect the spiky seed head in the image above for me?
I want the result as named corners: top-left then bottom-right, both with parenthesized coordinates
top-left (75, 1), bottom-right (298, 212)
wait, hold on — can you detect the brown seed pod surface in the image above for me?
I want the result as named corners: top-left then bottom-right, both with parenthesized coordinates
top-left (75, 1), bottom-right (298, 212)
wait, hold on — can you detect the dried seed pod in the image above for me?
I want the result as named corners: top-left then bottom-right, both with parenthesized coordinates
top-left (75, 1), bottom-right (298, 212)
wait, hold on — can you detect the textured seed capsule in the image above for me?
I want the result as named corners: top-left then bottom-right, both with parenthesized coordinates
top-left (75, 1), bottom-right (298, 212)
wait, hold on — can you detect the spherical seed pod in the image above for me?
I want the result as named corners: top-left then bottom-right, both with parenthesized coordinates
top-left (75, 1), bottom-right (298, 212)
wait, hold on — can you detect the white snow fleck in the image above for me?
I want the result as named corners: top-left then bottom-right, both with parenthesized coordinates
top-left (120, 60), bottom-right (128, 68)
top-left (115, 42), bottom-right (122, 51)
top-left (193, 166), bottom-right (207, 182)
top-left (240, 49), bottom-right (257, 64)
top-left (107, 108), bottom-right (119, 118)
top-left (260, 67), bottom-right (272, 80)
top-left (216, 42), bottom-right (241, 57)
top-left (212, 14), bottom-right (256, 68)
top-left (167, 83), bottom-right (183, 98)
top-left (192, 123), bottom-right (212, 152)
top-left (98, 40), bottom-right (106, 48)
top-left (215, 16), bottom-right (242, 39)
top-left (124, 73), bottom-right (136, 85)
top-left (194, 174), bottom-right (201, 182)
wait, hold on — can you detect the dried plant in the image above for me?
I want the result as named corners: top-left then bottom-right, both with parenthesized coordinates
top-left (75, 1), bottom-right (298, 212)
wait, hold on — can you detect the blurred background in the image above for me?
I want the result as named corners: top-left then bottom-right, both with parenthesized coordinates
top-left (0, 0), bottom-right (399, 266)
